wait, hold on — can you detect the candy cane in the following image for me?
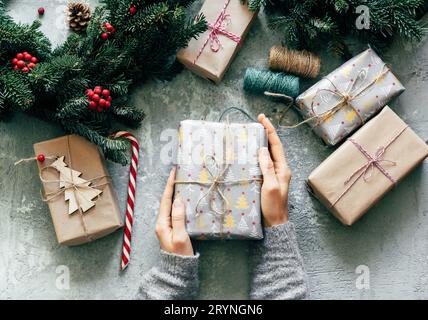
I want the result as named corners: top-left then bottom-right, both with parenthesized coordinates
top-left (112, 131), bottom-right (140, 271)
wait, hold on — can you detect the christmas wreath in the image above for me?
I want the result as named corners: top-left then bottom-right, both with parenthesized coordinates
top-left (0, 0), bottom-right (207, 164)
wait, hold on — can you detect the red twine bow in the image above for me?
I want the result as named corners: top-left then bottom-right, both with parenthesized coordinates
top-left (330, 125), bottom-right (408, 208)
top-left (193, 0), bottom-right (241, 63)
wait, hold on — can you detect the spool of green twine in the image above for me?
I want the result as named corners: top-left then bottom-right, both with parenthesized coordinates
top-left (243, 68), bottom-right (300, 98)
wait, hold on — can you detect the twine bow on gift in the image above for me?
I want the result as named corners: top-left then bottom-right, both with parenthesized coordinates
top-left (330, 125), bottom-right (408, 208)
top-left (281, 64), bottom-right (391, 129)
top-left (175, 155), bottom-right (261, 218)
top-left (193, 0), bottom-right (241, 64)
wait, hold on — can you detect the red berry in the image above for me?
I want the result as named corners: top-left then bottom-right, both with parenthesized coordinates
top-left (86, 89), bottom-right (94, 98)
top-left (101, 32), bottom-right (109, 40)
top-left (17, 60), bottom-right (25, 69)
top-left (130, 6), bottom-right (137, 14)
top-left (96, 106), bottom-right (103, 112)
top-left (89, 101), bottom-right (97, 109)
top-left (106, 25), bottom-right (114, 32)
top-left (99, 99), bottom-right (106, 107)
top-left (38, 7), bottom-right (45, 15)
top-left (102, 89), bottom-right (110, 97)
top-left (105, 101), bottom-right (111, 108)
top-left (13, 65), bottom-right (19, 70)
top-left (24, 53), bottom-right (32, 61)
top-left (12, 58), bottom-right (18, 65)
top-left (31, 57), bottom-right (38, 63)
top-left (110, 27), bottom-right (116, 34)
top-left (28, 62), bottom-right (36, 69)
top-left (23, 52), bottom-right (28, 55)
top-left (104, 22), bottom-right (111, 28)
top-left (107, 96), bottom-right (112, 102)
top-left (92, 94), bottom-right (100, 102)
top-left (22, 67), bottom-right (29, 73)
top-left (37, 154), bottom-right (45, 162)
top-left (16, 53), bottom-right (24, 60)
top-left (94, 87), bottom-right (102, 95)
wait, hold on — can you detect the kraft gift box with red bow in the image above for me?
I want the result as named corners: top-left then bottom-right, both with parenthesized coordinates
top-left (307, 107), bottom-right (428, 225)
top-left (177, 0), bottom-right (257, 84)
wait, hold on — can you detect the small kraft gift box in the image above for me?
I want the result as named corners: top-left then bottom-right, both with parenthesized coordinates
top-left (295, 48), bottom-right (405, 146)
top-left (33, 135), bottom-right (123, 245)
top-left (307, 106), bottom-right (428, 225)
top-left (173, 119), bottom-right (267, 240)
top-left (176, 0), bottom-right (258, 84)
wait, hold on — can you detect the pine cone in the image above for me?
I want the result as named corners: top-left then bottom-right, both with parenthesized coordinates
top-left (67, 2), bottom-right (91, 33)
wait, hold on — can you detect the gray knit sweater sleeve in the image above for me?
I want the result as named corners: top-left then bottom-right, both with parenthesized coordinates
top-left (139, 250), bottom-right (199, 300)
top-left (250, 222), bottom-right (309, 300)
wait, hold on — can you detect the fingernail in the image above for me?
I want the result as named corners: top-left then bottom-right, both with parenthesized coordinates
top-left (173, 198), bottom-right (184, 208)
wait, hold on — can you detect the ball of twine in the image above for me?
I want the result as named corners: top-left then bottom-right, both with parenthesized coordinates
top-left (269, 45), bottom-right (321, 79)
top-left (243, 68), bottom-right (300, 98)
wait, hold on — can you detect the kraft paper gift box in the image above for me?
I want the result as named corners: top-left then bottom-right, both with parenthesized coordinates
top-left (176, 0), bottom-right (257, 84)
top-left (34, 135), bottom-right (123, 245)
top-left (295, 48), bottom-right (405, 146)
top-left (173, 120), bottom-right (267, 240)
top-left (307, 106), bottom-right (428, 225)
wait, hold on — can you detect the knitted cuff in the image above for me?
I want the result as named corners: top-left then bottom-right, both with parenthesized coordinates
top-left (159, 250), bottom-right (200, 277)
top-left (262, 222), bottom-right (299, 253)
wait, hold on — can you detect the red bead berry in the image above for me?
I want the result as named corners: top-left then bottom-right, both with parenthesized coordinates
top-left (31, 57), bottom-right (38, 63)
top-left (110, 27), bottom-right (116, 34)
top-left (24, 53), bottom-right (32, 61)
top-left (92, 94), bottom-right (100, 102)
top-left (12, 58), bottom-right (18, 65)
top-left (86, 89), bottom-right (94, 98)
top-left (130, 6), bottom-right (137, 14)
top-left (37, 154), bottom-right (45, 162)
top-left (96, 106), bottom-right (103, 112)
top-left (99, 99), bottom-right (106, 107)
top-left (38, 7), bottom-right (45, 15)
top-left (94, 87), bottom-right (102, 95)
top-left (102, 89), bottom-right (110, 97)
top-left (16, 53), bottom-right (24, 60)
top-left (107, 96), bottom-right (112, 102)
top-left (106, 24), bottom-right (114, 32)
top-left (89, 101), bottom-right (97, 109)
top-left (101, 32), bottom-right (109, 40)
top-left (105, 101), bottom-right (111, 108)
top-left (13, 65), bottom-right (19, 70)
top-left (28, 62), bottom-right (36, 69)
top-left (17, 60), bottom-right (25, 69)
top-left (22, 67), bottom-right (29, 73)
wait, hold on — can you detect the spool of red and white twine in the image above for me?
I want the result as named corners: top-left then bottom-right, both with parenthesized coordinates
top-left (112, 131), bottom-right (140, 271)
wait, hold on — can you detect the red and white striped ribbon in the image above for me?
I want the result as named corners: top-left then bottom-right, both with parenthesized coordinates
top-left (112, 131), bottom-right (140, 271)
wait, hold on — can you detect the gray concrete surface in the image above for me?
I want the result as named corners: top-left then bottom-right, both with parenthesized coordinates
top-left (1, 0), bottom-right (428, 299)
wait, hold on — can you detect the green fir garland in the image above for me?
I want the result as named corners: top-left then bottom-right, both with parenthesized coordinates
top-left (248, 0), bottom-right (427, 58)
top-left (0, 0), bottom-right (207, 164)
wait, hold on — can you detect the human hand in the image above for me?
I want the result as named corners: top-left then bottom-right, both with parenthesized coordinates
top-left (257, 114), bottom-right (291, 227)
top-left (155, 167), bottom-right (194, 256)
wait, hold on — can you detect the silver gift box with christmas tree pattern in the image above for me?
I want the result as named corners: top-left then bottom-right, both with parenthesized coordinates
top-left (173, 120), bottom-right (267, 240)
top-left (295, 48), bottom-right (405, 146)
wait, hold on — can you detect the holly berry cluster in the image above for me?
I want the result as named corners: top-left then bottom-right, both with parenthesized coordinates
top-left (86, 86), bottom-right (112, 112)
top-left (11, 52), bottom-right (38, 73)
top-left (101, 22), bottom-right (116, 40)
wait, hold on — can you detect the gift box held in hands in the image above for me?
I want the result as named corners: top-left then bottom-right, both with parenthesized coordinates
top-left (34, 135), bottom-right (123, 245)
top-left (307, 107), bottom-right (428, 225)
top-left (174, 120), bottom-right (267, 240)
top-left (177, 0), bottom-right (257, 84)
top-left (296, 48), bottom-right (405, 146)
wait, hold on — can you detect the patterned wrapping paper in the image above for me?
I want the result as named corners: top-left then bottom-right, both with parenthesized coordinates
top-left (295, 48), bottom-right (405, 146)
top-left (176, 0), bottom-right (257, 84)
top-left (173, 120), bottom-right (267, 240)
top-left (307, 107), bottom-right (428, 226)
